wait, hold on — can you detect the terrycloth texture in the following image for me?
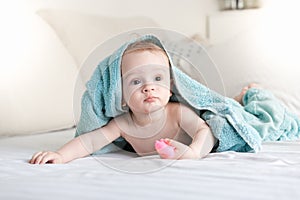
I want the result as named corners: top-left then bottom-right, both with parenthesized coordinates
top-left (171, 67), bottom-right (300, 152)
top-left (76, 34), bottom-right (300, 154)
top-left (75, 43), bottom-right (129, 154)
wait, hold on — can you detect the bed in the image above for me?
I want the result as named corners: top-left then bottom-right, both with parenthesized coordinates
top-left (1, 128), bottom-right (300, 200)
top-left (2, 1), bottom-right (300, 199)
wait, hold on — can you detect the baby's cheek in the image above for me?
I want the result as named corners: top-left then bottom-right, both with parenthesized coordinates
top-left (123, 86), bottom-right (137, 103)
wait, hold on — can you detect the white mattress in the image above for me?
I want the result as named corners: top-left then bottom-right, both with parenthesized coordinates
top-left (1, 128), bottom-right (300, 200)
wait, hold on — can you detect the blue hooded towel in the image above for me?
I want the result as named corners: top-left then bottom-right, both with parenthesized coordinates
top-left (75, 34), bottom-right (300, 154)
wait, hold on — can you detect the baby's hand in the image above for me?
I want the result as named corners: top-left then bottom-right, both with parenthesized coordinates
top-left (155, 138), bottom-right (199, 160)
top-left (29, 151), bottom-right (63, 164)
top-left (155, 139), bottom-right (175, 159)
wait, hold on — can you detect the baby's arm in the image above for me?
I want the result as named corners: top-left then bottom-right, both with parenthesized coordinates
top-left (29, 120), bottom-right (121, 164)
top-left (160, 105), bottom-right (215, 160)
top-left (179, 105), bottom-right (215, 159)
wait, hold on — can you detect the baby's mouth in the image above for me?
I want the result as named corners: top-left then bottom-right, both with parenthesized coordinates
top-left (144, 96), bottom-right (157, 103)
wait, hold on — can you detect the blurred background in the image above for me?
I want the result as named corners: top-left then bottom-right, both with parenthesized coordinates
top-left (1, 0), bottom-right (299, 136)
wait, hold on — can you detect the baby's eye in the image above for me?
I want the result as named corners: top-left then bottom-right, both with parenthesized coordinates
top-left (132, 79), bottom-right (141, 85)
top-left (155, 76), bottom-right (162, 81)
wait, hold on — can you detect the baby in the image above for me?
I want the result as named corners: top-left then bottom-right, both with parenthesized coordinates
top-left (30, 41), bottom-right (217, 164)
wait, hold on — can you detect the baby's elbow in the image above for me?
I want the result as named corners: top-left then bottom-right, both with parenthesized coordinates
top-left (198, 151), bottom-right (210, 159)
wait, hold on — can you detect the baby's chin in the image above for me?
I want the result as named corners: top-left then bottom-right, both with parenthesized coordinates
top-left (130, 104), bottom-right (164, 115)
top-left (142, 104), bottom-right (165, 113)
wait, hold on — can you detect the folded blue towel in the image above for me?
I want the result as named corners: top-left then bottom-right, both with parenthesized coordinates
top-left (171, 66), bottom-right (300, 152)
top-left (76, 34), bottom-right (300, 154)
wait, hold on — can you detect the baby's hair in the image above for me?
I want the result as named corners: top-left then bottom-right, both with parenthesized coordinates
top-left (124, 40), bottom-right (167, 56)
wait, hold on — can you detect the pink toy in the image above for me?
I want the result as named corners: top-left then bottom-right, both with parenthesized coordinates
top-left (155, 139), bottom-right (175, 158)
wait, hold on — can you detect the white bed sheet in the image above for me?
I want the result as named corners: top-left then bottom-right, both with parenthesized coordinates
top-left (1, 128), bottom-right (300, 200)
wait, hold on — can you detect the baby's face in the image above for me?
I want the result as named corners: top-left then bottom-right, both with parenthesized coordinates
top-left (121, 50), bottom-right (171, 114)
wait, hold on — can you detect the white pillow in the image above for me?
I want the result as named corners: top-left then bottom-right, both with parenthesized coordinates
top-left (37, 9), bottom-right (160, 68)
top-left (0, 11), bottom-right (77, 136)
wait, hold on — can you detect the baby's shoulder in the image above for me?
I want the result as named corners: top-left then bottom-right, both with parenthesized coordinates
top-left (166, 102), bottom-right (180, 111)
top-left (115, 112), bottom-right (129, 120)
top-left (113, 113), bottom-right (132, 127)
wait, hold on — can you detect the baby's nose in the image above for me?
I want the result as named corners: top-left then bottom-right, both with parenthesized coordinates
top-left (142, 84), bottom-right (155, 93)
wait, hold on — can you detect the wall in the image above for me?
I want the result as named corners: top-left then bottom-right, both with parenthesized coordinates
top-left (16, 0), bottom-right (219, 36)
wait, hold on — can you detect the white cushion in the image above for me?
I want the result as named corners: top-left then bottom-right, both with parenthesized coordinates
top-left (0, 10), bottom-right (160, 136)
top-left (37, 9), bottom-right (160, 68)
top-left (0, 11), bottom-right (77, 136)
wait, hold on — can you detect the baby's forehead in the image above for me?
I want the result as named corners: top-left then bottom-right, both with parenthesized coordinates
top-left (121, 50), bottom-right (170, 75)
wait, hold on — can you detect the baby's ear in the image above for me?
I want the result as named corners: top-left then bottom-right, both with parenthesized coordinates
top-left (121, 99), bottom-right (127, 108)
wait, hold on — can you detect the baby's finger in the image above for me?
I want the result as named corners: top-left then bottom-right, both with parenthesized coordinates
top-left (35, 151), bottom-right (49, 164)
top-left (29, 151), bottom-right (43, 164)
top-left (165, 139), bottom-right (190, 158)
top-left (165, 139), bottom-right (184, 148)
top-left (40, 153), bottom-right (54, 164)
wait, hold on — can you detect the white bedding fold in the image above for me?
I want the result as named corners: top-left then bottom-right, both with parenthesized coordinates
top-left (1, 129), bottom-right (300, 200)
